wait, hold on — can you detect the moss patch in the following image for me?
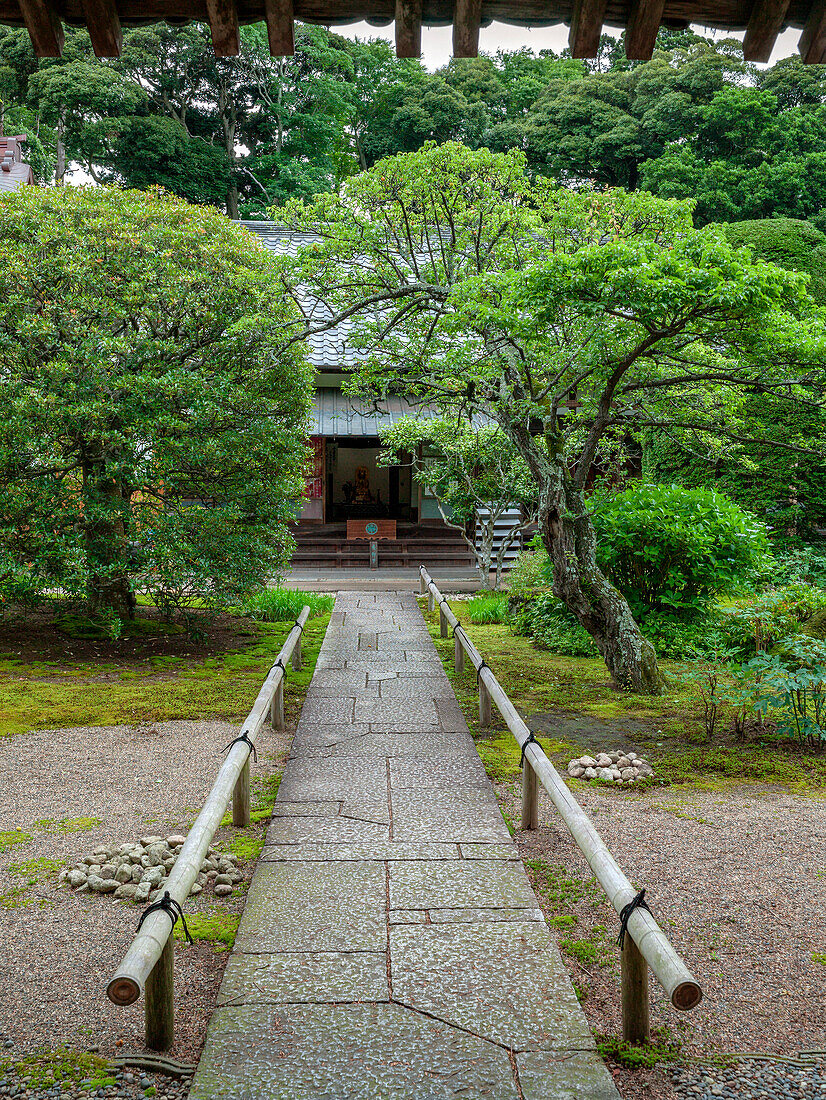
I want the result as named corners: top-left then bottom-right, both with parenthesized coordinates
top-left (0, 829), bottom-right (31, 853)
top-left (174, 906), bottom-right (239, 951)
top-left (0, 1049), bottom-right (109, 1089)
top-left (0, 614), bottom-right (329, 738)
top-left (1, 856), bottom-right (65, 909)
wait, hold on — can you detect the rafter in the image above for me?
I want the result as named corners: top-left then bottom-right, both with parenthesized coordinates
top-left (453, 0), bottom-right (481, 57)
top-left (81, 0), bottom-right (122, 57)
top-left (18, 0), bottom-right (63, 55)
top-left (396, 0), bottom-right (422, 57)
top-left (569, 0), bottom-right (609, 58)
top-left (264, 0), bottom-right (294, 55)
top-left (205, 0), bottom-right (240, 57)
top-left (800, 0), bottom-right (826, 62)
top-left (624, 0), bottom-right (665, 59)
top-left (744, 0), bottom-right (792, 61)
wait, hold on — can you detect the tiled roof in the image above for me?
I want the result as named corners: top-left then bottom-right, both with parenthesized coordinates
top-left (242, 220), bottom-right (360, 370)
top-left (311, 387), bottom-right (426, 436)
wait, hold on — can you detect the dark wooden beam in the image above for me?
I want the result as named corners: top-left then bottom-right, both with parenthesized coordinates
top-left (569, 0), bottom-right (609, 57)
top-left (264, 0), bottom-right (294, 55)
top-left (396, 0), bottom-right (422, 57)
top-left (799, 0), bottom-right (826, 62)
top-left (18, 0), bottom-right (63, 55)
top-left (743, 0), bottom-right (791, 61)
top-left (205, 0), bottom-right (240, 56)
top-left (624, 0), bottom-right (665, 59)
top-left (81, 0), bottom-right (122, 57)
top-left (453, 0), bottom-right (481, 57)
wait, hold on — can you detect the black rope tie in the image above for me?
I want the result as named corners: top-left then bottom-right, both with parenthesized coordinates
top-left (293, 620), bottom-right (304, 633)
top-left (221, 730), bottom-right (258, 763)
top-left (136, 890), bottom-right (193, 944)
top-left (476, 660), bottom-right (490, 686)
top-left (269, 658), bottom-right (285, 677)
top-left (519, 731), bottom-right (538, 768)
top-left (452, 622), bottom-right (464, 639)
top-left (617, 888), bottom-right (652, 949)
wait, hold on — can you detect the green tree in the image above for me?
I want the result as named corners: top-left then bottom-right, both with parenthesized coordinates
top-left (282, 143), bottom-right (826, 693)
top-left (0, 186), bottom-right (311, 620)
top-left (379, 417), bottom-right (537, 587)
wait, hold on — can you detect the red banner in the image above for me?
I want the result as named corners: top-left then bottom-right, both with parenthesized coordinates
top-left (304, 436), bottom-right (324, 499)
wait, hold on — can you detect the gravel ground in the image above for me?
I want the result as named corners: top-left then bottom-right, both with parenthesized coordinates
top-left (499, 778), bottom-right (826, 1099)
top-left (0, 718), bottom-right (290, 1068)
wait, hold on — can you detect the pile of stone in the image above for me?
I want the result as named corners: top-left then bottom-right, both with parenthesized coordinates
top-left (59, 834), bottom-right (242, 903)
top-left (566, 750), bottom-right (654, 784)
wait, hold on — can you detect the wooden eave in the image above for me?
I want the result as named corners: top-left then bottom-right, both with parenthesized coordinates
top-left (3, 0), bottom-right (822, 63)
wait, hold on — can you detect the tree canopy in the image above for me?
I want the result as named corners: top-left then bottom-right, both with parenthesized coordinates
top-left (280, 142), bottom-right (826, 692)
top-left (0, 186), bottom-right (311, 621)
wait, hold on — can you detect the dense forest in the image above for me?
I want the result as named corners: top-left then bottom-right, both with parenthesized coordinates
top-left (3, 23), bottom-right (826, 225)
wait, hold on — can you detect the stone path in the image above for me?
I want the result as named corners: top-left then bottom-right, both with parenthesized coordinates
top-left (190, 591), bottom-right (619, 1100)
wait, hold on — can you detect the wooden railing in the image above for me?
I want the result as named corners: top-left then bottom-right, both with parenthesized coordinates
top-left (106, 607), bottom-right (310, 1051)
top-left (420, 567), bottom-right (702, 1042)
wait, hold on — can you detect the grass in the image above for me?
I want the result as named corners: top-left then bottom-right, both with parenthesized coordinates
top-left (422, 599), bottom-right (826, 791)
top-left (241, 587), bottom-right (334, 623)
top-left (0, 856), bottom-right (65, 909)
top-left (596, 1031), bottom-right (683, 1069)
top-left (0, 830), bottom-right (32, 853)
top-left (466, 593), bottom-right (509, 624)
top-left (0, 614), bottom-right (330, 739)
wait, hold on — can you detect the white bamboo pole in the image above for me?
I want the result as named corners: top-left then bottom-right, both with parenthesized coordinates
top-left (107, 606), bottom-right (311, 1018)
top-left (418, 567), bottom-right (702, 1014)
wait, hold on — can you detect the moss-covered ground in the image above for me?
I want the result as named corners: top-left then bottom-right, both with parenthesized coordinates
top-left (0, 612), bottom-right (329, 738)
top-left (422, 600), bottom-right (826, 791)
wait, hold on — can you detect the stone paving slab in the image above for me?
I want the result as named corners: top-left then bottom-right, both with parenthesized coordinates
top-left (192, 590), bottom-right (618, 1100)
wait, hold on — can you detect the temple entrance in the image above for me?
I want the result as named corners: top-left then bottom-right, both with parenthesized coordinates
top-left (326, 438), bottom-right (414, 522)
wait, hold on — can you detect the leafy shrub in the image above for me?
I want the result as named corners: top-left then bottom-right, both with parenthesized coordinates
top-left (466, 593), bottom-right (509, 624)
top-left (241, 587), bottom-right (333, 622)
top-left (743, 636), bottom-right (826, 748)
top-left (771, 542), bottom-right (826, 588)
top-left (506, 536), bottom-right (553, 603)
top-left (719, 583), bottom-right (826, 659)
top-left (510, 593), bottom-right (597, 656)
top-left (591, 483), bottom-right (770, 619)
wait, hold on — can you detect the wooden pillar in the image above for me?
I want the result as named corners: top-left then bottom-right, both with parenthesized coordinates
top-left (271, 679), bottom-right (285, 730)
top-left (292, 633), bottom-right (302, 672)
top-left (621, 935), bottom-right (650, 1044)
top-left (232, 757), bottom-right (250, 828)
top-left (420, 573), bottom-right (427, 595)
top-left (439, 605), bottom-right (448, 638)
top-left (521, 759), bottom-right (538, 830)
top-left (427, 589), bottom-right (435, 613)
top-left (454, 634), bottom-right (465, 673)
top-left (478, 678), bottom-right (491, 727)
top-left (145, 936), bottom-right (174, 1051)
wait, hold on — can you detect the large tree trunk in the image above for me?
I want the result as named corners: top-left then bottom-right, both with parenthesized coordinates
top-left (82, 457), bottom-right (135, 620)
top-left (542, 480), bottom-right (663, 695)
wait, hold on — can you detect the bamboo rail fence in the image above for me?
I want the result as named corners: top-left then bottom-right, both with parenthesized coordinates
top-left (106, 606), bottom-right (310, 1051)
top-left (420, 566), bottom-right (703, 1043)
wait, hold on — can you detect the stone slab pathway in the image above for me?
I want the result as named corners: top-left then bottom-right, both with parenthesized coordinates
top-left (190, 591), bottom-right (619, 1100)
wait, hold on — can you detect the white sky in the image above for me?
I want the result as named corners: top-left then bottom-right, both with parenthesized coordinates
top-left (332, 20), bottom-right (802, 70)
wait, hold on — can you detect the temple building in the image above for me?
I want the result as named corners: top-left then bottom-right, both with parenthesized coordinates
top-left (0, 134), bottom-right (34, 193)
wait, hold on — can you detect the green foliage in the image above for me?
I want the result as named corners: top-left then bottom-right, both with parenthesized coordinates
top-left (0, 830), bottom-right (31, 853)
top-left (0, 1049), bottom-right (109, 1090)
top-left (591, 484), bottom-right (771, 619)
top-left (743, 637), bottom-right (826, 748)
top-left (0, 186), bottom-right (311, 619)
top-left (511, 594), bottom-right (598, 657)
top-left (772, 543), bottom-right (826, 588)
top-left (506, 539), bottom-right (554, 603)
top-left (718, 584), bottom-right (826, 659)
top-left (465, 594), bottom-right (509, 624)
top-left (597, 1032), bottom-right (682, 1068)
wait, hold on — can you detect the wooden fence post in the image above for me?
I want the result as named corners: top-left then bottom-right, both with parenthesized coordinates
top-left (271, 679), bottom-right (285, 730)
top-left (292, 632), bottom-right (302, 671)
top-left (521, 759), bottom-right (539, 830)
top-left (232, 757), bottom-right (250, 828)
top-left (478, 677), bottom-right (491, 727)
top-left (420, 573), bottom-right (427, 595)
top-left (145, 936), bottom-right (174, 1052)
top-left (621, 935), bottom-right (650, 1044)
top-left (439, 604), bottom-right (448, 638)
top-left (454, 634), bottom-right (465, 673)
top-left (427, 589), bottom-right (435, 613)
